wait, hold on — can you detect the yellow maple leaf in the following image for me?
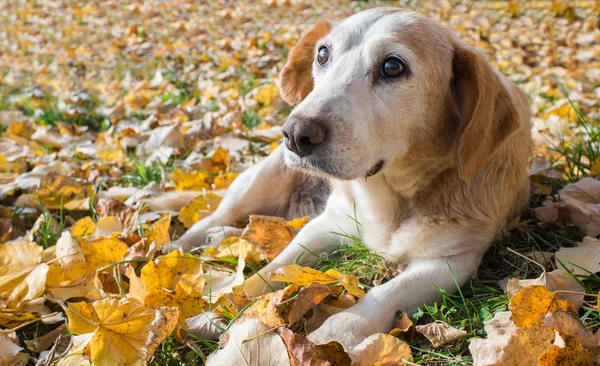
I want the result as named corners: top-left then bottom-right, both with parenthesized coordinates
top-left (210, 147), bottom-right (231, 173)
top-left (81, 238), bottom-right (128, 269)
top-left (178, 192), bottom-right (221, 229)
top-left (65, 298), bottom-right (177, 366)
top-left (269, 265), bottom-right (365, 298)
top-left (0, 240), bottom-right (49, 308)
top-left (269, 265), bottom-right (339, 287)
top-left (213, 172), bottom-right (239, 190)
top-left (137, 250), bottom-right (206, 320)
top-left (97, 148), bottom-right (125, 164)
top-left (254, 84), bottom-right (279, 106)
top-left (143, 213), bottom-right (171, 250)
top-left (141, 250), bottom-right (204, 292)
top-left (71, 217), bottom-right (96, 238)
top-left (168, 169), bottom-right (209, 191)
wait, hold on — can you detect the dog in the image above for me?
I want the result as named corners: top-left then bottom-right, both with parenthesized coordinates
top-left (173, 7), bottom-right (532, 348)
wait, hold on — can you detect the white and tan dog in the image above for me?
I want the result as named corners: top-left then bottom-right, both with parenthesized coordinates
top-left (175, 8), bottom-right (532, 348)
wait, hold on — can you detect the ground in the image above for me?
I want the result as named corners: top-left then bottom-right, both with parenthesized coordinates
top-left (1, 1), bottom-right (600, 365)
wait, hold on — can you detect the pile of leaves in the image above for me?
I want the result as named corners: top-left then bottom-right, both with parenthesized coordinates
top-left (1, 0), bottom-right (600, 365)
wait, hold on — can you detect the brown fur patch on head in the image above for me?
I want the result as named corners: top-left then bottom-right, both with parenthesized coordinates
top-left (452, 43), bottom-right (521, 180)
top-left (279, 20), bottom-right (332, 105)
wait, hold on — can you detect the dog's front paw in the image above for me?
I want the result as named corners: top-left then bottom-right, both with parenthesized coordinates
top-left (308, 307), bottom-right (393, 349)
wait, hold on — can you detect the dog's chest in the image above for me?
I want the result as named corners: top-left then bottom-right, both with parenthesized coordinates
top-left (351, 177), bottom-right (408, 254)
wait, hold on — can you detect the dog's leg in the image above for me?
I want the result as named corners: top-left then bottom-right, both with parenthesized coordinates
top-left (171, 146), bottom-right (295, 251)
top-left (242, 188), bottom-right (356, 296)
top-left (308, 250), bottom-right (483, 349)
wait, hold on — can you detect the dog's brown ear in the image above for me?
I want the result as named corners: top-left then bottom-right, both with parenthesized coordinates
top-left (452, 44), bottom-right (520, 180)
top-left (279, 20), bottom-right (332, 105)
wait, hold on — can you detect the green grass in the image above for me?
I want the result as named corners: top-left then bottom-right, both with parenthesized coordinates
top-left (121, 159), bottom-right (174, 187)
top-left (241, 111), bottom-right (261, 129)
top-left (549, 89), bottom-right (600, 183)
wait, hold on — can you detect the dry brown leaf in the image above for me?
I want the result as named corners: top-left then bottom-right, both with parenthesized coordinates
top-left (0, 333), bottom-right (23, 365)
top-left (276, 327), bottom-right (351, 366)
top-left (415, 321), bottom-right (467, 348)
top-left (558, 178), bottom-right (600, 236)
top-left (278, 283), bottom-right (334, 325)
top-left (305, 294), bottom-right (357, 334)
top-left (95, 198), bottom-right (138, 235)
top-left (555, 236), bottom-right (600, 275)
top-left (541, 310), bottom-right (599, 353)
top-left (350, 333), bottom-right (412, 366)
top-left (185, 311), bottom-right (226, 341)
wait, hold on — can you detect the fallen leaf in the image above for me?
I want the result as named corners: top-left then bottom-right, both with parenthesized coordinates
top-left (350, 333), bottom-right (412, 366)
top-left (539, 337), bottom-right (594, 366)
top-left (555, 236), bottom-right (600, 275)
top-left (178, 192), bottom-right (221, 229)
top-left (146, 307), bottom-right (180, 358)
top-left (280, 283), bottom-right (335, 325)
top-left (213, 172), bottom-right (239, 189)
top-left (509, 285), bottom-right (573, 328)
top-left (71, 217), bottom-right (96, 238)
top-left (139, 250), bottom-right (206, 320)
top-left (268, 265), bottom-right (339, 287)
top-left (241, 215), bottom-right (298, 261)
top-left (168, 169), bottom-right (209, 190)
top-left (81, 237), bottom-right (128, 269)
top-left (269, 265), bottom-right (364, 298)
top-left (242, 284), bottom-right (299, 328)
top-left (506, 269), bottom-right (585, 311)
top-left (541, 310), bottom-right (598, 352)
top-left (415, 321), bottom-right (467, 348)
top-left (0, 333), bottom-right (23, 365)
top-left (389, 312), bottom-right (413, 337)
top-left (185, 311), bottom-right (226, 341)
top-left (276, 327), bottom-right (351, 366)
top-left (469, 311), bottom-right (554, 366)
top-left (0, 239), bottom-right (49, 308)
top-left (37, 173), bottom-right (95, 210)
top-left (54, 333), bottom-right (93, 366)
top-left (206, 318), bottom-right (290, 366)
top-left (558, 178), bottom-right (600, 236)
top-left (65, 298), bottom-right (163, 365)
top-left (95, 198), bottom-right (138, 235)
top-left (143, 213), bottom-right (172, 250)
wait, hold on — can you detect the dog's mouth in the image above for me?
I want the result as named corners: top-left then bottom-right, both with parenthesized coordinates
top-left (365, 160), bottom-right (384, 177)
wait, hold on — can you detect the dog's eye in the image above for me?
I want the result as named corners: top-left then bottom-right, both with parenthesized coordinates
top-left (316, 46), bottom-right (330, 65)
top-left (381, 57), bottom-right (406, 78)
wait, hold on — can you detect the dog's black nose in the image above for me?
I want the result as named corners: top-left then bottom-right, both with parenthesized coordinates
top-left (282, 117), bottom-right (326, 157)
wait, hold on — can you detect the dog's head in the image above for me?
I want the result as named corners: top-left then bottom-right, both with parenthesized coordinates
top-left (279, 8), bottom-right (520, 180)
